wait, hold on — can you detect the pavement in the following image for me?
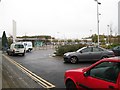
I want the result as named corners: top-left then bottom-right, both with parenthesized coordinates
top-left (2, 55), bottom-right (43, 89)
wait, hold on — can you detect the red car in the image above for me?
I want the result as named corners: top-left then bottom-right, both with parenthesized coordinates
top-left (64, 57), bottom-right (120, 90)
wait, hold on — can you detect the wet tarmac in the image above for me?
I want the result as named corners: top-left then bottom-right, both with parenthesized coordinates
top-left (3, 48), bottom-right (93, 88)
top-left (2, 56), bottom-right (42, 89)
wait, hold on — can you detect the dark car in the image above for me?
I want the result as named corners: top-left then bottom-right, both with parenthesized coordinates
top-left (63, 46), bottom-right (115, 64)
top-left (112, 46), bottom-right (120, 56)
top-left (64, 57), bottom-right (120, 90)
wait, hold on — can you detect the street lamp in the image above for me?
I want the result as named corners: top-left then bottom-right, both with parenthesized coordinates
top-left (107, 25), bottom-right (110, 44)
top-left (94, 0), bottom-right (101, 46)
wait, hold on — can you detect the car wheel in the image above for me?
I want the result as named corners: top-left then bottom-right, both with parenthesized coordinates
top-left (12, 52), bottom-right (15, 56)
top-left (8, 52), bottom-right (12, 56)
top-left (22, 53), bottom-right (25, 56)
top-left (22, 52), bottom-right (25, 56)
top-left (27, 49), bottom-right (30, 52)
top-left (7, 52), bottom-right (10, 55)
top-left (66, 80), bottom-right (77, 90)
top-left (70, 57), bottom-right (78, 64)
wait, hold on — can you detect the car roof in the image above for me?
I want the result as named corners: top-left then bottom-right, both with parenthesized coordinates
top-left (13, 42), bottom-right (24, 44)
top-left (85, 46), bottom-right (107, 50)
top-left (102, 57), bottom-right (120, 62)
top-left (78, 46), bottom-right (105, 51)
top-left (86, 46), bottom-right (102, 48)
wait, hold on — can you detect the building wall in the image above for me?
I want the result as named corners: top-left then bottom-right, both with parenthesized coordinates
top-left (118, 1), bottom-right (120, 35)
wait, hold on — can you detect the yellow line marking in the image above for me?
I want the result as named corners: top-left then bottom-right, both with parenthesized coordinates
top-left (3, 54), bottom-right (55, 89)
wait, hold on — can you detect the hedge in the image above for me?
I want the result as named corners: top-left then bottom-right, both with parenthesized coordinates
top-left (55, 44), bottom-right (86, 56)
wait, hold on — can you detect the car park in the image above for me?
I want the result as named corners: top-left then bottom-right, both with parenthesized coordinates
top-left (112, 46), bottom-right (120, 56)
top-left (63, 46), bottom-right (115, 64)
top-left (64, 57), bottom-right (120, 90)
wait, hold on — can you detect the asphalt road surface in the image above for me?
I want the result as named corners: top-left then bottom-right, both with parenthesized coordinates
top-left (2, 55), bottom-right (43, 89)
top-left (3, 48), bottom-right (93, 89)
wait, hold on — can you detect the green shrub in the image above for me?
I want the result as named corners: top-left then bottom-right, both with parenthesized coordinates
top-left (101, 43), bottom-right (120, 49)
top-left (109, 43), bottom-right (120, 49)
top-left (55, 44), bottom-right (86, 56)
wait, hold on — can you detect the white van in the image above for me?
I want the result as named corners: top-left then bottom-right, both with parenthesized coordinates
top-left (22, 41), bottom-right (33, 52)
top-left (7, 42), bottom-right (26, 56)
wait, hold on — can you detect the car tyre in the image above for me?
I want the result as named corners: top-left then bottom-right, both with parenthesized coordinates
top-left (22, 53), bottom-right (24, 56)
top-left (22, 51), bottom-right (25, 56)
top-left (70, 57), bottom-right (78, 64)
top-left (8, 52), bottom-right (12, 56)
top-left (12, 51), bottom-right (15, 56)
top-left (66, 80), bottom-right (77, 90)
top-left (7, 52), bottom-right (10, 55)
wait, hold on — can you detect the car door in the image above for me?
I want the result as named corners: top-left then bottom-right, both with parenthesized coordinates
top-left (91, 47), bottom-right (103, 61)
top-left (78, 47), bottom-right (92, 61)
top-left (79, 62), bottom-right (120, 89)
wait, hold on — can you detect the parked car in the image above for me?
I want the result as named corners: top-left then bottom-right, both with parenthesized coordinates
top-left (64, 57), bottom-right (120, 90)
top-left (112, 46), bottom-right (120, 56)
top-left (22, 41), bottom-right (33, 52)
top-left (63, 46), bottom-right (115, 64)
top-left (7, 42), bottom-right (26, 56)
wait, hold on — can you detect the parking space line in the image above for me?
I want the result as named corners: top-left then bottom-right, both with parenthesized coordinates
top-left (3, 54), bottom-right (56, 89)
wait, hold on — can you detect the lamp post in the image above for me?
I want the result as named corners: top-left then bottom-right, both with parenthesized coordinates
top-left (94, 0), bottom-right (101, 46)
top-left (107, 25), bottom-right (109, 44)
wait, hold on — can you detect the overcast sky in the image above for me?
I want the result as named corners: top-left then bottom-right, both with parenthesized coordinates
top-left (0, 0), bottom-right (119, 39)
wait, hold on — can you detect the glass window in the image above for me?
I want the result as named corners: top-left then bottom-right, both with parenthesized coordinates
top-left (82, 47), bottom-right (92, 53)
top-left (24, 43), bottom-right (27, 46)
top-left (117, 46), bottom-right (120, 50)
top-left (119, 47), bottom-right (120, 50)
top-left (89, 62), bottom-right (120, 83)
top-left (93, 47), bottom-right (104, 52)
top-left (93, 47), bottom-right (99, 52)
top-left (15, 44), bottom-right (24, 49)
top-left (113, 46), bottom-right (120, 50)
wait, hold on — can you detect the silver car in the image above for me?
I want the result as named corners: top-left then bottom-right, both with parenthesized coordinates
top-left (63, 46), bottom-right (115, 64)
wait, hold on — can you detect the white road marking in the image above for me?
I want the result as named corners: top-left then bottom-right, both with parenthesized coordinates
top-left (3, 54), bottom-right (55, 89)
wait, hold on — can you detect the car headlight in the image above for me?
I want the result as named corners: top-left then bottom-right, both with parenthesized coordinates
top-left (64, 53), bottom-right (70, 56)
